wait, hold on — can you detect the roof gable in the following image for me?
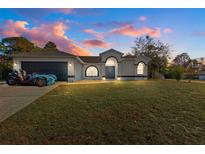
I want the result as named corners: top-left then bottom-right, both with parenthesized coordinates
top-left (99, 49), bottom-right (123, 56)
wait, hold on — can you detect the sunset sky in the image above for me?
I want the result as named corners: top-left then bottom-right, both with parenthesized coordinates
top-left (0, 8), bottom-right (205, 58)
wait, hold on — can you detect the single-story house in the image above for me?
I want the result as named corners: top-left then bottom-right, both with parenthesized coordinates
top-left (11, 49), bottom-right (151, 81)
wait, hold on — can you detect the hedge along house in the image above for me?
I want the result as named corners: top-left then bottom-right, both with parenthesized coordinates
top-left (11, 49), bottom-right (151, 81)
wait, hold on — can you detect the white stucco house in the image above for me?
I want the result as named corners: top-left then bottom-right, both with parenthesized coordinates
top-left (11, 49), bottom-right (151, 81)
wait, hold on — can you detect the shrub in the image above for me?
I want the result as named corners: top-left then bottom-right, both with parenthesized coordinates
top-left (170, 65), bottom-right (184, 81)
top-left (0, 60), bottom-right (12, 80)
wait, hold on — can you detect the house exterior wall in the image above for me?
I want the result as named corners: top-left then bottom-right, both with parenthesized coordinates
top-left (118, 60), bottom-right (135, 77)
top-left (73, 60), bottom-right (83, 81)
top-left (82, 63), bottom-right (104, 80)
top-left (135, 56), bottom-right (150, 65)
top-left (13, 58), bottom-right (21, 72)
top-left (12, 57), bottom-right (80, 81)
top-left (118, 58), bottom-right (148, 80)
top-left (89, 56), bottom-right (149, 80)
top-left (12, 49), bottom-right (151, 81)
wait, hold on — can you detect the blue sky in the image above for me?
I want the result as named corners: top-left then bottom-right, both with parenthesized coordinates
top-left (0, 8), bottom-right (205, 58)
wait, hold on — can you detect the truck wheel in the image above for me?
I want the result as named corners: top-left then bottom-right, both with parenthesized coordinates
top-left (7, 78), bottom-right (16, 86)
top-left (36, 79), bottom-right (46, 87)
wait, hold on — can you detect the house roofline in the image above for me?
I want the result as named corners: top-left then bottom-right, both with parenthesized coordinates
top-left (99, 48), bottom-right (124, 56)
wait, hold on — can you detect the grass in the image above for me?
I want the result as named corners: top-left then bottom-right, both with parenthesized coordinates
top-left (0, 80), bottom-right (205, 144)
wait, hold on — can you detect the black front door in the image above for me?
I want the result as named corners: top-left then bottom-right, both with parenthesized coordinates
top-left (21, 62), bottom-right (68, 81)
top-left (105, 66), bottom-right (115, 79)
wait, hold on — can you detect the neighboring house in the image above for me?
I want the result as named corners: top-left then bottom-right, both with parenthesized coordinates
top-left (187, 57), bottom-right (205, 80)
top-left (11, 49), bottom-right (151, 81)
top-left (199, 70), bottom-right (205, 80)
top-left (195, 57), bottom-right (205, 65)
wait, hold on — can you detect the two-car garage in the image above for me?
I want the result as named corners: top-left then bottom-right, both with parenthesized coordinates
top-left (21, 62), bottom-right (68, 81)
top-left (11, 50), bottom-right (78, 81)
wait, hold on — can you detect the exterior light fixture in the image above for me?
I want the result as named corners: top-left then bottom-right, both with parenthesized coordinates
top-left (117, 77), bottom-right (121, 80)
top-left (13, 62), bottom-right (17, 67)
top-left (102, 77), bottom-right (106, 80)
top-left (68, 63), bottom-right (72, 66)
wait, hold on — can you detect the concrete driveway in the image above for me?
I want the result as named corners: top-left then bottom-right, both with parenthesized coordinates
top-left (0, 83), bottom-right (60, 122)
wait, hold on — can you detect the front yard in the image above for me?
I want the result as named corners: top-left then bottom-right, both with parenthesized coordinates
top-left (0, 80), bottom-right (205, 144)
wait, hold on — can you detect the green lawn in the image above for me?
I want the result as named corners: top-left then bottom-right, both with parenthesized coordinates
top-left (0, 80), bottom-right (205, 144)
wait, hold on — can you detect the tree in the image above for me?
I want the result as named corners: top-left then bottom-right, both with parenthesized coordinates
top-left (0, 41), bottom-right (11, 56)
top-left (0, 60), bottom-right (12, 80)
top-left (186, 64), bottom-right (195, 83)
top-left (44, 41), bottom-right (57, 50)
top-left (173, 53), bottom-right (191, 69)
top-left (0, 41), bottom-right (12, 80)
top-left (1, 37), bottom-right (35, 53)
top-left (132, 36), bottom-right (172, 78)
top-left (170, 65), bottom-right (184, 81)
top-left (0, 37), bottom-right (37, 80)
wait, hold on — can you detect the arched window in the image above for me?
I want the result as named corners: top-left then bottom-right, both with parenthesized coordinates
top-left (85, 66), bottom-right (99, 77)
top-left (137, 62), bottom-right (145, 75)
top-left (105, 57), bottom-right (118, 66)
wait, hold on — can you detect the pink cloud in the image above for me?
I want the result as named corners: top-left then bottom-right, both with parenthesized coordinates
top-left (1, 20), bottom-right (28, 36)
top-left (83, 29), bottom-right (104, 39)
top-left (0, 20), bottom-right (90, 56)
top-left (163, 28), bottom-right (173, 34)
top-left (139, 16), bottom-right (147, 21)
top-left (82, 39), bottom-right (110, 48)
top-left (110, 24), bottom-right (160, 37)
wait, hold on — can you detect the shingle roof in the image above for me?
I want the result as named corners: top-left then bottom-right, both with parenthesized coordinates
top-left (11, 50), bottom-right (76, 58)
top-left (79, 56), bottom-right (101, 63)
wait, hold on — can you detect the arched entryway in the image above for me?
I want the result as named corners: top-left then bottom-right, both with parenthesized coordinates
top-left (105, 57), bottom-right (118, 79)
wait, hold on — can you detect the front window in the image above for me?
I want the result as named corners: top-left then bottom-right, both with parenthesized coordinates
top-left (86, 66), bottom-right (98, 77)
top-left (137, 62), bottom-right (145, 75)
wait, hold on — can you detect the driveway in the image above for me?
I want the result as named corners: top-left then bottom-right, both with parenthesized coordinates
top-left (0, 83), bottom-right (61, 122)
